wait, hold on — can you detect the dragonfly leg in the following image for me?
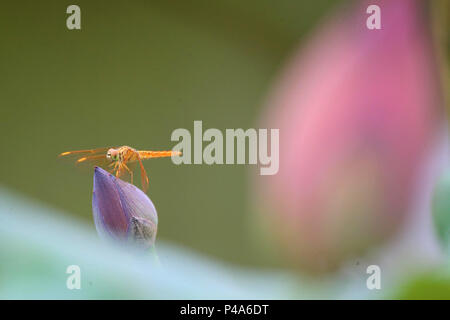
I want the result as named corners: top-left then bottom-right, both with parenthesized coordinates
top-left (122, 163), bottom-right (134, 184)
top-left (106, 162), bottom-right (115, 173)
top-left (136, 155), bottom-right (149, 193)
top-left (106, 162), bottom-right (119, 175)
top-left (111, 162), bottom-right (119, 176)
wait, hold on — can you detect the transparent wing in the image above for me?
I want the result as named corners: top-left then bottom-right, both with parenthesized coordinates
top-left (59, 147), bottom-right (110, 157)
top-left (58, 147), bottom-right (113, 170)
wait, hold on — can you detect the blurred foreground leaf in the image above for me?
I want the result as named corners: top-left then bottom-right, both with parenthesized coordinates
top-left (1, 186), bottom-right (448, 299)
top-left (0, 187), bottom-right (326, 299)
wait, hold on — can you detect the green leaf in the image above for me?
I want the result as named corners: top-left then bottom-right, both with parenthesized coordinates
top-left (432, 168), bottom-right (450, 251)
top-left (392, 266), bottom-right (450, 299)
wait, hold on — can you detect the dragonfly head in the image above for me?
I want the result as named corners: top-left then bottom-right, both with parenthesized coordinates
top-left (106, 148), bottom-right (120, 162)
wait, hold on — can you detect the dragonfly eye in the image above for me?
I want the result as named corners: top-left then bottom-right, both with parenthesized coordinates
top-left (107, 148), bottom-right (119, 161)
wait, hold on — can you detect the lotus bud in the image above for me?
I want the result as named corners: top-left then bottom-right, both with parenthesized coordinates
top-left (254, 0), bottom-right (444, 273)
top-left (92, 167), bottom-right (158, 249)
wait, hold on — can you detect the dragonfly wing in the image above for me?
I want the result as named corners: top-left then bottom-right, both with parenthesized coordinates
top-left (76, 154), bottom-right (112, 170)
top-left (59, 148), bottom-right (113, 170)
top-left (59, 147), bottom-right (110, 157)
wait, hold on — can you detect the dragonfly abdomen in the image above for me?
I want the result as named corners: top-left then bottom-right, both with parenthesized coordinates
top-left (138, 150), bottom-right (181, 159)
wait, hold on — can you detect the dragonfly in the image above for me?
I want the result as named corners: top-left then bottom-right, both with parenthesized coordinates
top-left (59, 146), bottom-right (181, 192)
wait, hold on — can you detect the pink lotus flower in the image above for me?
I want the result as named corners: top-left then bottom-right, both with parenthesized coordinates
top-left (255, 0), bottom-right (444, 272)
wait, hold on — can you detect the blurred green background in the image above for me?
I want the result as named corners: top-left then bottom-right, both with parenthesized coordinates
top-left (0, 0), bottom-right (341, 268)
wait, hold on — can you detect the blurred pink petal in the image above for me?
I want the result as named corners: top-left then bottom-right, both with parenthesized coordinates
top-left (255, 0), bottom-right (444, 272)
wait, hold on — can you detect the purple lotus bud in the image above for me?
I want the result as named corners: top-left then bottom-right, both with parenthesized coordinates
top-left (92, 166), bottom-right (158, 249)
top-left (254, 0), bottom-right (444, 273)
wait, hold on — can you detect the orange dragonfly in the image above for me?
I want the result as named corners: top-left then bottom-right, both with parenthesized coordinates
top-left (59, 146), bottom-right (181, 192)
